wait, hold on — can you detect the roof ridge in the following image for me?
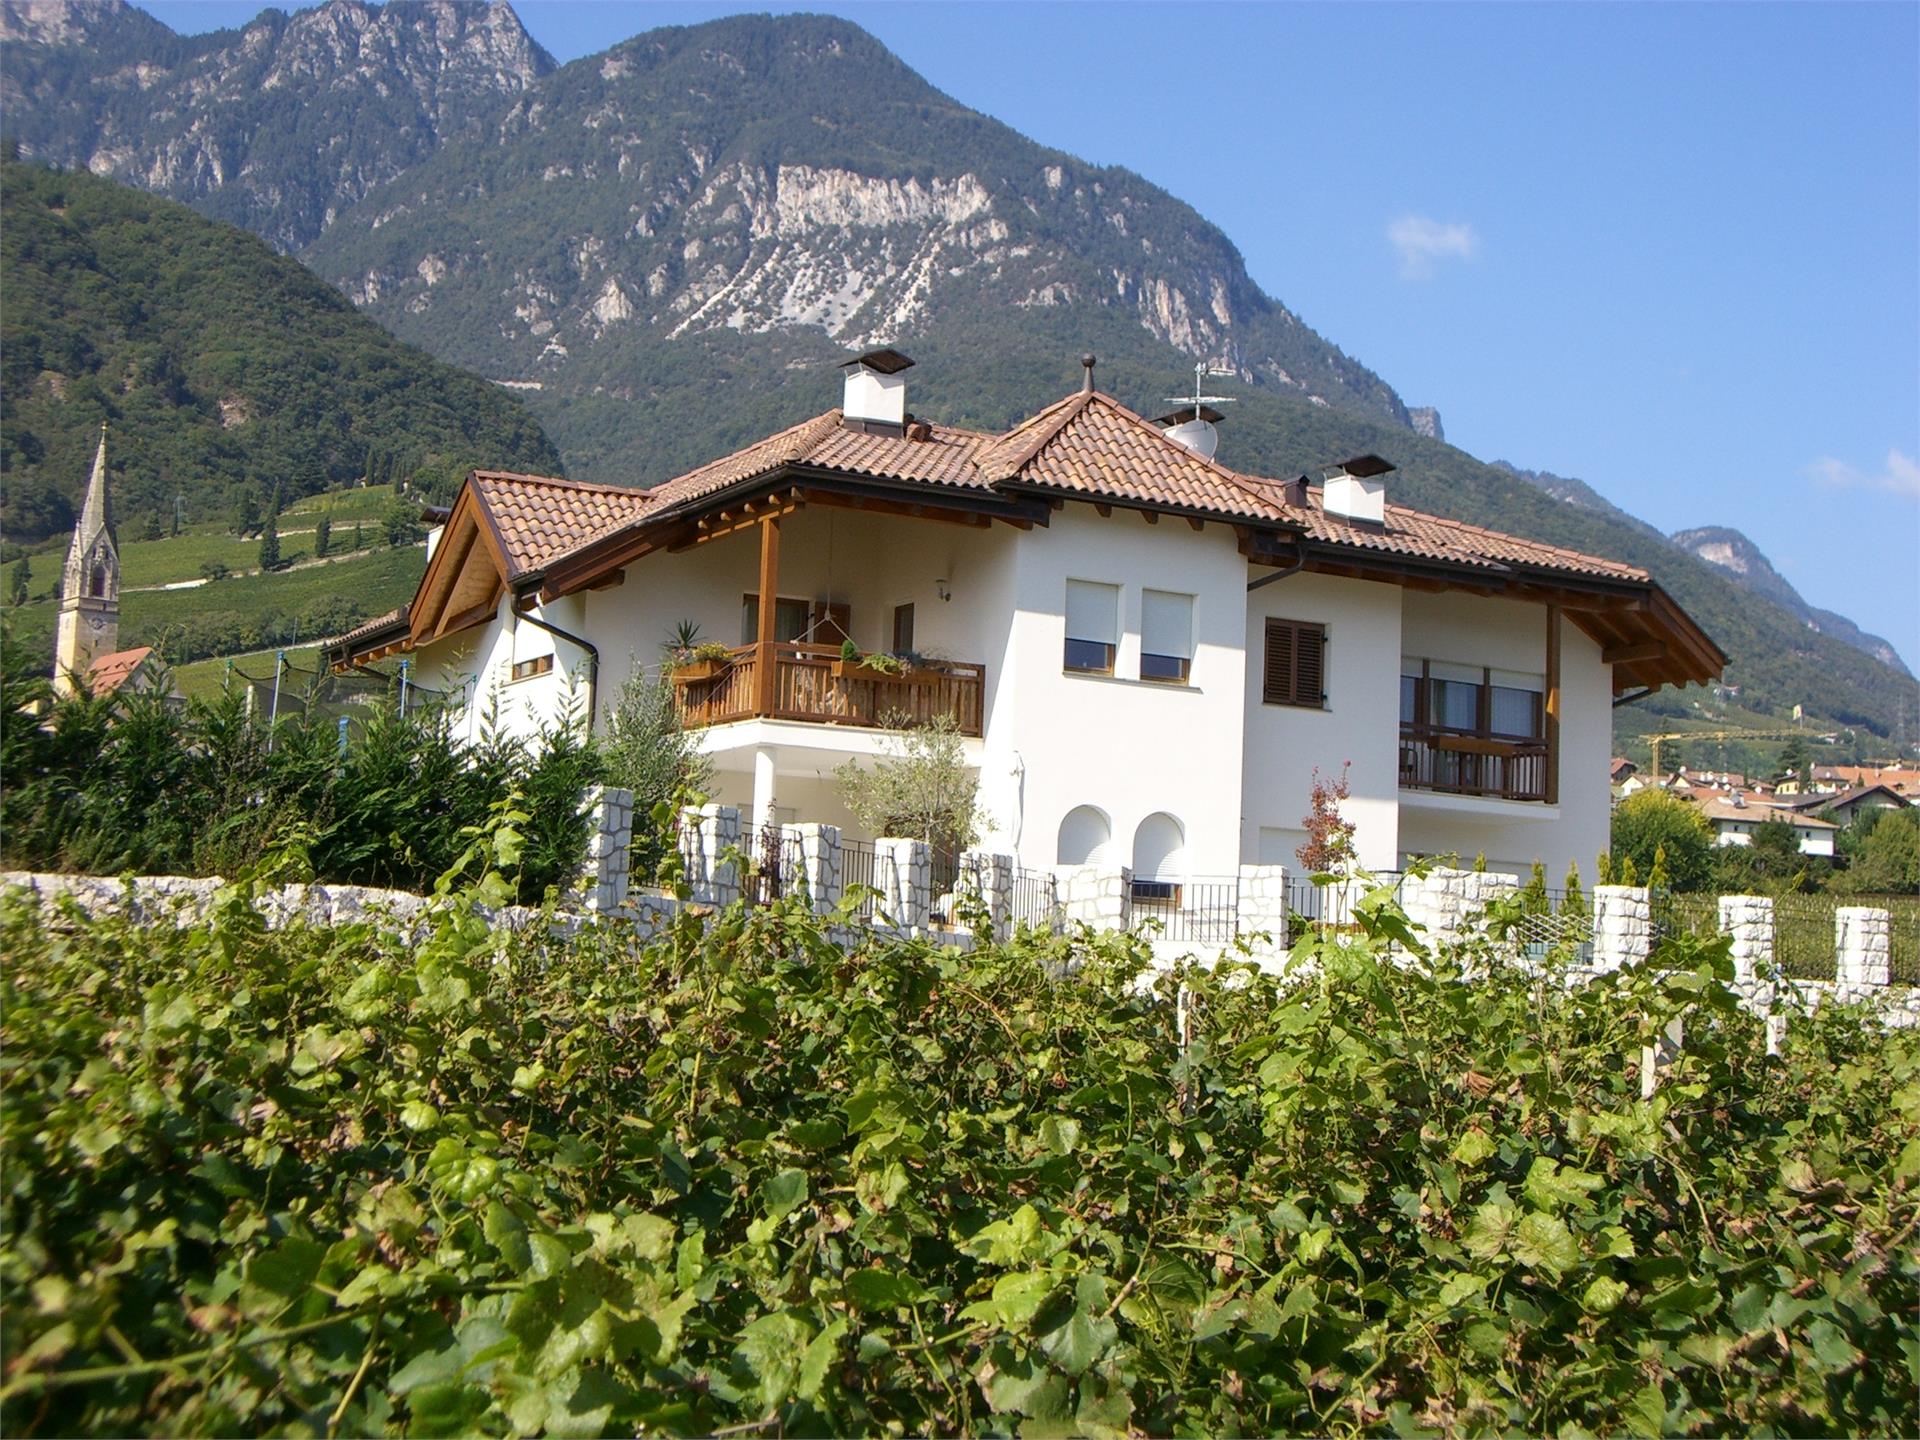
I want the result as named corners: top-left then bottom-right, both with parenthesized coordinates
top-left (1080, 391), bottom-right (1292, 519)
top-left (978, 391), bottom-right (1090, 481)
top-left (470, 469), bottom-right (653, 496)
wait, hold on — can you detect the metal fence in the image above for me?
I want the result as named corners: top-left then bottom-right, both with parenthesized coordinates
top-left (223, 654), bottom-right (463, 743)
top-left (742, 822), bottom-right (805, 909)
top-left (1008, 865), bottom-right (1063, 934)
top-left (839, 837), bottom-right (882, 925)
top-left (1650, 890), bottom-right (1919, 983)
top-left (1130, 876), bottom-right (1240, 944)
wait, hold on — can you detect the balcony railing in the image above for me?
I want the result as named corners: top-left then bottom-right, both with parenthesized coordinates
top-left (1399, 724), bottom-right (1549, 802)
top-left (671, 643), bottom-right (985, 736)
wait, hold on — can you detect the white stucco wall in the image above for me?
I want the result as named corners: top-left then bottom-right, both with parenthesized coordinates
top-left (409, 591), bottom-right (592, 749)
top-left (1241, 570), bottom-right (1404, 872)
top-left (1394, 594), bottom-right (1612, 885)
top-left (992, 506), bottom-right (1247, 878)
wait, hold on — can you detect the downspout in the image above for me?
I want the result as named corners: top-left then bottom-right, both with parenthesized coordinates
top-left (1247, 546), bottom-right (1308, 592)
top-left (514, 590), bottom-right (600, 737)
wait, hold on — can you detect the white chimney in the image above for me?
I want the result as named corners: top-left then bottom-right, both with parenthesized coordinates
top-left (840, 347), bottom-right (914, 433)
top-left (1321, 454), bottom-right (1394, 525)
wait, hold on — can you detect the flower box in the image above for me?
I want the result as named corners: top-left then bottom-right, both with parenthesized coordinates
top-left (831, 659), bottom-right (940, 686)
top-left (672, 658), bottom-right (729, 683)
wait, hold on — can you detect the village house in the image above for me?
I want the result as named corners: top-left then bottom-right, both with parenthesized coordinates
top-left (331, 353), bottom-right (1723, 885)
top-left (1686, 792), bottom-right (1839, 858)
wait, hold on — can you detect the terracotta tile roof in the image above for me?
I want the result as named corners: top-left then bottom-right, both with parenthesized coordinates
top-left (1691, 795), bottom-right (1837, 829)
top-left (85, 645), bottom-right (153, 696)
top-left (991, 393), bottom-right (1293, 521)
top-left (442, 388), bottom-right (1668, 599)
top-left (326, 606), bottom-right (409, 650)
top-left (469, 471), bottom-right (656, 578)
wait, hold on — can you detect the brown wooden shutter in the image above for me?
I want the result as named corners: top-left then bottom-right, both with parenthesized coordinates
top-left (1296, 621), bottom-right (1326, 703)
top-left (1263, 619), bottom-right (1295, 705)
top-left (1263, 618), bottom-right (1326, 707)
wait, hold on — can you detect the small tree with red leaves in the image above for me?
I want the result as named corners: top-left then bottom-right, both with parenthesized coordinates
top-left (1297, 762), bottom-right (1357, 874)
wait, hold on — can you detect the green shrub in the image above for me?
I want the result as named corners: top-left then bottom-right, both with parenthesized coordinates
top-left (0, 847), bottom-right (1912, 1437)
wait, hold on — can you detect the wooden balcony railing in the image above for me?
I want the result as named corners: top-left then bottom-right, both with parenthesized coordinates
top-left (1399, 725), bottom-right (1549, 802)
top-left (671, 643), bottom-right (985, 737)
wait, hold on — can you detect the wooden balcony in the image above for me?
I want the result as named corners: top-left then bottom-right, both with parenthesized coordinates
top-left (671, 643), bottom-right (985, 736)
top-left (1399, 725), bottom-right (1549, 803)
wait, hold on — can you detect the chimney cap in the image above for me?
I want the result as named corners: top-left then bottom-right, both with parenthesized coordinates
top-left (1321, 453), bottom-right (1396, 481)
top-left (1153, 404), bottom-right (1227, 427)
top-left (841, 347), bottom-right (915, 375)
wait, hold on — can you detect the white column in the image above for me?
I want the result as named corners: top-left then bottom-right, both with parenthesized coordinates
top-left (1835, 906), bottom-right (1891, 993)
top-left (678, 802), bottom-right (741, 905)
top-left (751, 745), bottom-right (779, 837)
top-left (1235, 864), bottom-right (1290, 950)
top-left (573, 784), bottom-right (634, 914)
top-left (1718, 895), bottom-right (1775, 1032)
top-left (875, 838), bottom-right (931, 931)
top-left (1054, 863), bottom-right (1132, 932)
top-left (1592, 885), bottom-right (1653, 973)
top-left (790, 823), bottom-right (842, 916)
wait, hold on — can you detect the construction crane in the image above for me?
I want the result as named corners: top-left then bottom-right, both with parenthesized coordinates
top-left (1644, 727), bottom-right (1831, 780)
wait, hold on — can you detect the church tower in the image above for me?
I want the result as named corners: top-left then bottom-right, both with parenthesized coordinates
top-left (53, 425), bottom-right (120, 697)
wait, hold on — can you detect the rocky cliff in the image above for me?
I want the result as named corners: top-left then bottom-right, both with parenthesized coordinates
top-left (0, 0), bottom-right (554, 250)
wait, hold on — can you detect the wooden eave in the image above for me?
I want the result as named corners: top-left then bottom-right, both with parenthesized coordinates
top-left (1246, 530), bottom-right (1724, 695)
top-left (538, 464), bottom-right (1051, 601)
top-left (402, 480), bottom-right (513, 649)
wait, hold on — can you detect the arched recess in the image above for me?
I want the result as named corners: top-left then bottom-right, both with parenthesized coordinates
top-left (1132, 811), bottom-right (1187, 880)
top-left (1056, 804), bottom-right (1113, 865)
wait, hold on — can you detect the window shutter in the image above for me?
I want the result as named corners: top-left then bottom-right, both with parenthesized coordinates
top-left (1296, 622), bottom-right (1326, 703)
top-left (1264, 619), bottom-right (1325, 707)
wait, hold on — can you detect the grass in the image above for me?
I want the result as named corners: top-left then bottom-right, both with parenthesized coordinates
top-left (2, 544), bottom-right (423, 658)
top-left (166, 645), bottom-right (327, 700)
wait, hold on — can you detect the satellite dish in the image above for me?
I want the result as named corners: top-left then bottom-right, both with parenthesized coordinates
top-left (1158, 360), bottom-right (1236, 459)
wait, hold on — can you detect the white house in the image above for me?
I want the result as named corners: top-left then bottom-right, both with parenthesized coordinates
top-left (1690, 794), bottom-right (1839, 858)
top-left (331, 352), bottom-right (1723, 887)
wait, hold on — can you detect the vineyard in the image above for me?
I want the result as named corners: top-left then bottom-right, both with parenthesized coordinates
top-left (1, 828), bottom-right (1915, 1437)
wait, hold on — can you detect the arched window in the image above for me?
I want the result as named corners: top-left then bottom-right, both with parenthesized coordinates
top-left (89, 564), bottom-right (107, 598)
top-left (1132, 812), bottom-right (1187, 880)
top-left (1056, 805), bottom-right (1113, 865)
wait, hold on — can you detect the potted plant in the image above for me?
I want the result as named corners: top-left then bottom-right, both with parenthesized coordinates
top-left (667, 640), bottom-right (736, 683)
top-left (831, 642), bottom-right (935, 684)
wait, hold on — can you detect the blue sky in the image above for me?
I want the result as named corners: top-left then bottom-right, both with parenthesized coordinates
top-left (148, 1), bottom-right (1920, 672)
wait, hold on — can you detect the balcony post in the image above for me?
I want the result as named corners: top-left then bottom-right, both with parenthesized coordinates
top-left (755, 513), bottom-right (781, 717)
top-left (1545, 603), bottom-right (1561, 806)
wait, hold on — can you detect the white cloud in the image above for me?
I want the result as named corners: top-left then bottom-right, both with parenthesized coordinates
top-left (1387, 215), bottom-right (1480, 280)
top-left (1807, 448), bottom-right (1920, 499)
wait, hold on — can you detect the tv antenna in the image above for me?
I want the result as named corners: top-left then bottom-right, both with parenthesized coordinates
top-left (1156, 360), bottom-right (1237, 460)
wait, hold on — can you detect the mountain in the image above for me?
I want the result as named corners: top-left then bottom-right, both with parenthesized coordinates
top-left (1497, 459), bottom-right (1911, 679)
top-left (0, 0), bottom-right (554, 251)
top-left (1672, 526), bottom-right (1912, 677)
top-left (0, 158), bottom-right (560, 542)
top-left (5, 5), bottom-right (1914, 748)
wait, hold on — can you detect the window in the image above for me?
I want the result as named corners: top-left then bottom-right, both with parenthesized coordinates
top-left (1262, 618), bottom-right (1326, 707)
top-left (510, 654), bottom-right (553, 683)
top-left (1064, 580), bottom-right (1118, 674)
top-left (741, 594), bottom-right (811, 644)
top-left (1057, 805), bottom-right (1113, 865)
top-left (1140, 589), bottom-right (1193, 683)
top-left (1401, 658), bottom-right (1545, 741)
top-left (892, 602), bottom-right (915, 655)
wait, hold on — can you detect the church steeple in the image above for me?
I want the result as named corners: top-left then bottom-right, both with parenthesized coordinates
top-left (53, 424), bottom-right (121, 696)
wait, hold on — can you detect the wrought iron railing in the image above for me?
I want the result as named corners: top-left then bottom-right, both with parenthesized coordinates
top-left (1129, 876), bottom-right (1240, 944)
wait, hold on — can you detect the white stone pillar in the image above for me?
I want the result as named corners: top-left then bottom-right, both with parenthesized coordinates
top-left (1592, 885), bottom-right (1653, 972)
top-left (678, 802), bottom-right (740, 905)
top-left (751, 744), bottom-right (779, 837)
top-left (1054, 863), bottom-right (1132, 932)
top-left (957, 850), bottom-right (1015, 939)
top-left (875, 837), bottom-right (931, 931)
top-left (1235, 863), bottom-right (1290, 950)
top-left (574, 785), bottom-right (634, 914)
top-left (1718, 894), bottom-right (1775, 1026)
top-left (789, 823), bottom-right (842, 916)
top-left (1400, 868), bottom-right (1472, 950)
top-left (1836, 906), bottom-right (1891, 993)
